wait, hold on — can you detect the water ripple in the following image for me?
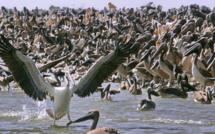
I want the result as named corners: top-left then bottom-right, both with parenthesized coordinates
top-left (105, 117), bottom-right (215, 125)
top-left (146, 118), bottom-right (214, 125)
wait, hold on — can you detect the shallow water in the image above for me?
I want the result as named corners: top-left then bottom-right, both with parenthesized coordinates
top-left (1, 83), bottom-right (215, 134)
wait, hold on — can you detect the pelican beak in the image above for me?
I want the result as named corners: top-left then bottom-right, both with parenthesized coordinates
top-left (183, 43), bottom-right (202, 56)
top-left (184, 42), bottom-right (195, 49)
top-left (207, 58), bottom-right (215, 71)
top-left (140, 46), bottom-right (155, 61)
top-left (152, 43), bottom-right (167, 58)
top-left (140, 49), bottom-right (151, 61)
top-left (141, 40), bottom-right (156, 50)
top-left (83, 40), bottom-right (90, 48)
top-left (206, 52), bottom-right (215, 65)
top-left (129, 42), bottom-right (140, 54)
top-left (150, 60), bottom-right (159, 70)
top-left (149, 56), bottom-right (155, 66)
top-left (150, 90), bottom-right (160, 97)
top-left (103, 83), bottom-right (111, 92)
top-left (72, 111), bottom-right (95, 123)
top-left (185, 37), bottom-right (207, 49)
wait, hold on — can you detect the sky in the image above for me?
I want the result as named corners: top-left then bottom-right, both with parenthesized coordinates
top-left (1, 0), bottom-right (215, 11)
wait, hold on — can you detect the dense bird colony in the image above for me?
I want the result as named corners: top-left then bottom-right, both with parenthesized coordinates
top-left (0, 2), bottom-right (215, 133)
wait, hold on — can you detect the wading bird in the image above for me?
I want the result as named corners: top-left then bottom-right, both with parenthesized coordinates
top-left (0, 35), bottom-right (136, 125)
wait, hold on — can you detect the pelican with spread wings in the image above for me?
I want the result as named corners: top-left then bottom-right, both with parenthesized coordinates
top-left (0, 35), bottom-right (136, 125)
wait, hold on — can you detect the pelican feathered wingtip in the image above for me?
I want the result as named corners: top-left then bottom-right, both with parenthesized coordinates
top-left (0, 35), bottom-right (53, 101)
top-left (73, 35), bottom-right (137, 97)
top-left (0, 35), bottom-right (15, 53)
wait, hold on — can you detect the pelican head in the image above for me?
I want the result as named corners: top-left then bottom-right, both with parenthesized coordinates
top-left (141, 40), bottom-right (156, 50)
top-left (152, 43), bottom-right (167, 58)
top-left (147, 86), bottom-right (160, 97)
top-left (69, 110), bottom-right (119, 133)
top-left (101, 83), bottom-right (113, 101)
top-left (140, 46), bottom-right (155, 61)
top-left (73, 110), bottom-right (99, 122)
top-left (70, 110), bottom-right (99, 130)
top-left (185, 37), bottom-right (207, 49)
top-left (183, 43), bottom-right (202, 56)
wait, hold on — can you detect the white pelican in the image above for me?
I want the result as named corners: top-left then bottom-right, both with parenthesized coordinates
top-left (0, 35), bottom-right (136, 125)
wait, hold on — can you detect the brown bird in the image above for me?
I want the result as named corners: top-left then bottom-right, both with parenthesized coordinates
top-left (184, 43), bottom-right (215, 90)
top-left (194, 87), bottom-right (213, 104)
top-left (67, 110), bottom-right (119, 134)
top-left (137, 83), bottom-right (159, 111)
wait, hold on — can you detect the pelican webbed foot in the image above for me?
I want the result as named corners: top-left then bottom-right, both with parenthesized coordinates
top-left (67, 121), bottom-right (73, 126)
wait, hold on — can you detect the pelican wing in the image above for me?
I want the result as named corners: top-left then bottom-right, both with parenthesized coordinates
top-left (0, 35), bottom-right (54, 101)
top-left (73, 39), bottom-right (136, 97)
top-left (159, 88), bottom-right (183, 96)
top-left (39, 53), bottom-right (71, 72)
top-left (164, 60), bottom-right (174, 71)
top-left (0, 54), bottom-right (72, 84)
top-left (199, 68), bottom-right (213, 77)
top-left (0, 75), bottom-right (13, 87)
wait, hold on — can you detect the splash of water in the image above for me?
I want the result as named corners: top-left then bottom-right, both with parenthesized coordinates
top-left (36, 101), bottom-right (48, 120)
top-left (0, 85), bottom-right (10, 91)
top-left (20, 101), bottom-right (48, 121)
top-left (0, 101), bottom-right (49, 121)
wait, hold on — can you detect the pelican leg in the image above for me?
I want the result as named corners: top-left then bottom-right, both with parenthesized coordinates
top-left (67, 113), bottom-right (72, 122)
top-left (167, 76), bottom-right (173, 87)
top-left (66, 114), bottom-right (73, 126)
top-left (118, 74), bottom-right (122, 82)
top-left (67, 107), bottom-right (72, 123)
top-left (126, 76), bottom-right (132, 85)
top-left (54, 119), bottom-right (56, 126)
top-left (153, 76), bottom-right (160, 84)
top-left (140, 80), bottom-right (145, 88)
top-left (8, 84), bottom-right (11, 91)
top-left (152, 76), bottom-right (156, 83)
top-left (116, 77), bottom-right (121, 83)
top-left (134, 75), bottom-right (139, 82)
top-left (67, 120), bottom-right (73, 126)
top-left (66, 106), bottom-right (72, 126)
top-left (160, 77), bottom-right (164, 84)
top-left (61, 76), bottom-right (64, 82)
top-left (202, 85), bottom-right (206, 92)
